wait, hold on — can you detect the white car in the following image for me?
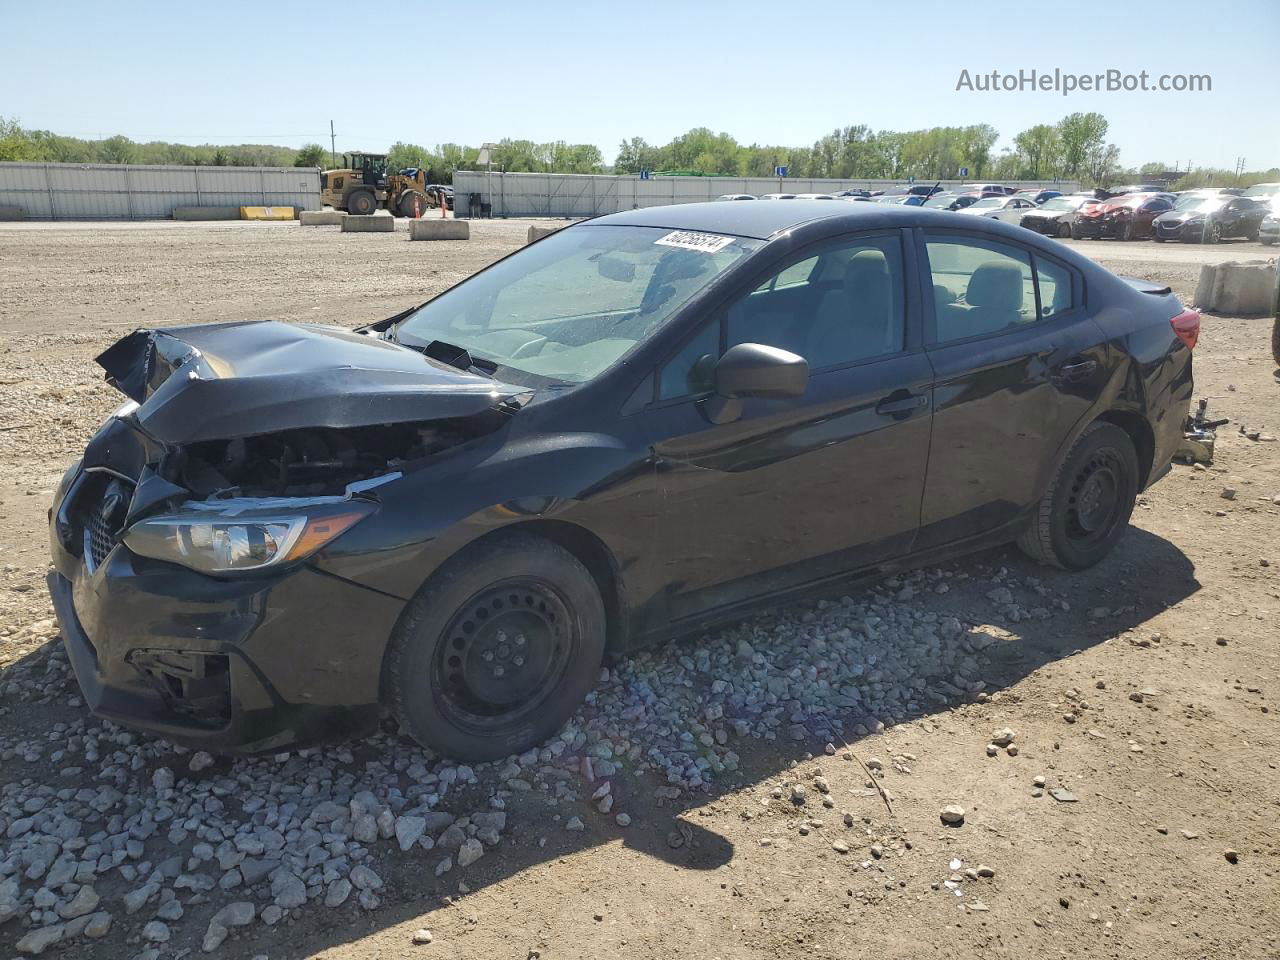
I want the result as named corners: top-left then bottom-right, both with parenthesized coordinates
top-left (758, 193), bottom-right (797, 200)
top-left (956, 195), bottom-right (1040, 220)
top-left (715, 194), bottom-right (756, 201)
top-left (792, 193), bottom-right (836, 200)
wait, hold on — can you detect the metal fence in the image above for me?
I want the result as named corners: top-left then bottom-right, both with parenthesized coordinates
top-left (0, 162), bottom-right (322, 220)
top-left (452, 172), bottom-right (1082, 218)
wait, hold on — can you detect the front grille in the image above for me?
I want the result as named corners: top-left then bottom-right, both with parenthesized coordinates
top-left (80, 476), bottom-right (132, 572)
top-left (84, 499), bottom-right (118, 571)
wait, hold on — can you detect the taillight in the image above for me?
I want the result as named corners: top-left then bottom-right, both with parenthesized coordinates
top-left (1171, 309), bottom-right (1200, 349)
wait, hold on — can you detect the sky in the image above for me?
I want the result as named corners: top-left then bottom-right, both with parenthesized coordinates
top-left (3, 0), bottom-right (1278, 172)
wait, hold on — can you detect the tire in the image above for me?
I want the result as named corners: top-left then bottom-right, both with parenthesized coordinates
top-left (1206, 222), bottom-right (1222, 244)
top-left (1153, 236), bottom-right (1165, 243)
top-left (347, 189), bottom-right (377, 216)
top-left (1057, 221), bottom-right (1072, 239)
top-left (385, 532), bottom-right (606, 762)
top-left (1016, 421), bottom-right (1140, 571)
top-left (1120, 221), bottom-right (1134, 241)
top-left (398, 191), bottom-right (425, 218)
top-left (1071, 224), bottom-right (1085, 240)
top-left (1262, 238), bottom-right (1276, 247)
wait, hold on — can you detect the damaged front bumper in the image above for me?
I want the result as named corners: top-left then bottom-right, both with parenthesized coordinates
top-left (47, 465), bottom-right (407, 754)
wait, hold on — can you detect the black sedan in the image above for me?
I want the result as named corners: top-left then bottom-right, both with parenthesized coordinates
top-left (48, 201), bottom-right (1199, 761)
top-left (1153, 195), bottom-right (1271, 243)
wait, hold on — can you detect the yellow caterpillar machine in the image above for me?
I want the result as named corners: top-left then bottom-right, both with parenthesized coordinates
top-left (320, 153), bottom-right (433, 217)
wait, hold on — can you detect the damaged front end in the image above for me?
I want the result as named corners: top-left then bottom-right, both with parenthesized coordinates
top-left (47, 320), bottom-right (528, 751)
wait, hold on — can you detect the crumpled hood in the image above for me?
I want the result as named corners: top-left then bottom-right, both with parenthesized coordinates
top-left (97, 321), bottom-right (527, 444)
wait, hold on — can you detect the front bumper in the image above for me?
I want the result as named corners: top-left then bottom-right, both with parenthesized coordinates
top-left (1019, 215), bottom-right (1061, 236)
top-left (1073, 217), bottom-right (1130, 239)
top-left (48, 482), bottom-right (407, 754)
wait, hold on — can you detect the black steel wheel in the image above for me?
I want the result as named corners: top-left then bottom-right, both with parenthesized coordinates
top-left (1017, 422), bottom-right (1139, 570)
top-left (347, 189), bottom-right (377, 216)
top-left (385, 532), bottom-right (605, 761)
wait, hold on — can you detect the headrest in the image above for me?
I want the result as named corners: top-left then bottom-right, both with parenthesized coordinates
top-left (966, 261), bottom-right (1024, 312)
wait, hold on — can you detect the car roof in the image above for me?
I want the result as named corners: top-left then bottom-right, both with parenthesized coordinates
top-left (590, 199), bottom-right (976, 240)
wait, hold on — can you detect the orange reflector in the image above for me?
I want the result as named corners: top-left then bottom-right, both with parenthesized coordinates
top-left (281, 510), bottom-right (369, 563)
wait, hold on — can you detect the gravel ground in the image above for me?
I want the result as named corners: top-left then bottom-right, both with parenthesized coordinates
top-left (0, 220), bottom-right (1277, 960)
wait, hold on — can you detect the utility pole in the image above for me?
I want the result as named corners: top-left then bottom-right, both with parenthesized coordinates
top-left (330, 121), bottom-right (337, 168)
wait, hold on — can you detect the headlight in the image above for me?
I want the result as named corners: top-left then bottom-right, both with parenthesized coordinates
top-left (123, 504), bottom-right (372, 575)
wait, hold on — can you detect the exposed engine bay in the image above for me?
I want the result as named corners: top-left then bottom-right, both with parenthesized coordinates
top-left (174, 415), bottom-right (500, 498)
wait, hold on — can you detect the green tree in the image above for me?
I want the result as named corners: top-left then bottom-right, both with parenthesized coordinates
top-left (1057, 112), bottom-right (1108, 179)
top-left (294, 143), bottom-right (327, 168)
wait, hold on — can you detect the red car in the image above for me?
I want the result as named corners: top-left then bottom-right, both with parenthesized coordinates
top-left (1071, 193), bottom-right (1175, 241)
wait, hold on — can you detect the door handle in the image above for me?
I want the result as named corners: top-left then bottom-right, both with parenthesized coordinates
top-left (1053, 358), bottom-right (1098, 382)
top-left (875, 392), bottom-right (929, 416)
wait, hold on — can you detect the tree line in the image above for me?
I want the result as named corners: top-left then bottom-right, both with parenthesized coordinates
top-left (2, 115), bottom-right (1274, 190)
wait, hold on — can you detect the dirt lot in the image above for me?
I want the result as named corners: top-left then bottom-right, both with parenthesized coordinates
top-left (0, 220), bottom-right (1277, 960)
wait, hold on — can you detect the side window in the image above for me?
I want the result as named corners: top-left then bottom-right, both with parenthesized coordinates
top-left (725, 235), bottom-right (905, 369)
top-left (1034, 256), bottom-right (1075, 319)
top-left (925, 236), bottom-right (1036, 342)
top-left (657, 321), bottom-right (719, 400)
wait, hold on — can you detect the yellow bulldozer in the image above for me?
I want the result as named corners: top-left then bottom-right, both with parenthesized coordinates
top-left (319, 152), bottom-right (435, 217)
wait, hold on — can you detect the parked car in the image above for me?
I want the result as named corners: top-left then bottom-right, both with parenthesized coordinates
top-left (759, 193), bottom-right (797, 200)
top-left (716, 194), bottom-right (756, 201)
top-left (1153, 195), bottom-right (1270, 243)
top-left (956, 195), bottom-right (1040, 220)
top-left (835, 189), bottom-right (872, 198)
top-left (922, 192), bottom-right (962, 209)
top-left (49, 201), bottom-right (1200, 760)
top-left (1073, 193), bottom-right (1176, 240)
top-left (793, 193), bottom-right (837, 200)
top-left (1259, 202), bottom-right (1280, 246)
top-left (1242, 182), bottom-right (1280, 201)
top-left (1018, 194), bottom-right (1102, 238)
top-left (1013, 189), bottom-right (1063, 204)
top-left (1102, 183), bottom-right (1167, 198)
top-left (962, 183), bottom-right (1017, 196)
top-left (1174, 187), bottom-right (1243, 200)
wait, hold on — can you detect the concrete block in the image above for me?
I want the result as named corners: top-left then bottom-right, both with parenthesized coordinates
top-left (240, 206), bottom-right (295, 221)
top-left (300, 210), bottom-right (347, 226)
top-left (172, 206), bottom-right (240, 221)
top-left (341, 214), bottom-right (395, 233)
top-left (527, 225), bottom-right (562, 244)
top-left (1194, 260), bottom-right (1278, 316)
top-left (0, 206), bottom-right (25, 221)
top-left (410, 219), bottom-right (469, 241)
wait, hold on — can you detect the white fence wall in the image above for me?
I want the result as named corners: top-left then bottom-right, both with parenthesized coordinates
top-left (0, 163), bottom-right (322, 220)
top-left (452, 172), bottom-right (1081, 218)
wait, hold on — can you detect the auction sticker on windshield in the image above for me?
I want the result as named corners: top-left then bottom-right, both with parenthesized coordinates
top-left (654, 230), bottom-right (736, 254)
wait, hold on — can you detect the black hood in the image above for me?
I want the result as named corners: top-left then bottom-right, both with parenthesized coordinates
top-left (97, 321), bottom-right (527, 445)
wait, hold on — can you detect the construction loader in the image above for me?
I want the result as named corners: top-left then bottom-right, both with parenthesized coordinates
top-left (319, 153), bottom-right (433, 217)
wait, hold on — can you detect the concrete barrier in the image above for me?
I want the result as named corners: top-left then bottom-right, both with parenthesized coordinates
top-left (300, 210), bottom-right (347, 226)
top-left (0, 206), bottom-right (25, 221)
top-left (341, 214), bottom-right (395, 233)
top-left (526, 225), bottom-right (563, 244)
top-left (240, 206), bottom-right (295, 221)
top-left (410, 219), bottom-right (469, 241)
top-left (173, 206), bottom-right (240, 221)
top-left (1194, 260), bottom-right (1278, 316)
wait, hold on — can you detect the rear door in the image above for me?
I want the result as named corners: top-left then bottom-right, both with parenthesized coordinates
top-left (915, 230), bottom-right (1102, 549)
top-left (648, 230), bottom-right (934, 621)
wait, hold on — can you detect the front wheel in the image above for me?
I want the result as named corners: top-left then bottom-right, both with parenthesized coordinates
top-left (1206, 222), bottom-right (1222, 244)
top-left (1057, 221), bottom-right (1072, 239)
top-left (1017, 421), bottom-right (1140, 570)
top-left (385, 533), bottom-right (605, 761)
top-left (347, 189), bottom-right (377, 216)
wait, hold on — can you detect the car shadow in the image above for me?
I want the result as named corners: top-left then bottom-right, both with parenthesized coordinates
top-left (0, 526), bottom-right (1198, 959)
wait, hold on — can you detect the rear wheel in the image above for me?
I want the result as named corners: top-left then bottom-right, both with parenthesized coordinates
top-left (1057, 221), bottom-right (1072, 239)
top-left (347, 189), bottom-right (377, 216)
top-left (385, 533), bottom-right (605, 761)
top-left (1017, 422), bottom-right (1139, 570)
top-left (1206, 222), bottom-right (1222, 244)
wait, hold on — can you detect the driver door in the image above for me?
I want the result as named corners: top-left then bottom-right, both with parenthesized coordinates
top-left (644, 230), bottom-right (934, 622)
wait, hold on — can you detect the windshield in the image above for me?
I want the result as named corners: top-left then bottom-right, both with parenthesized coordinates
top-left (394, 225), bottom-right (761, 385)
top-left (923, 194), bottom-right (955, 208)
top-left (970, 197), bottom-right (1003, 208)
top-left (1176, 196), bottom-right (1225, 212)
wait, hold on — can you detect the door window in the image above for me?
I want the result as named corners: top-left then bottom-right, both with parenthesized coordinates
top-left (925, 236), bottom-right (1038, 341)
top-left (726, 234), bottom-right (906, 368)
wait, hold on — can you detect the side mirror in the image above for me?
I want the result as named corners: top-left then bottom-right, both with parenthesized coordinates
top-left (701, 342), bottom-right (808, 424)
